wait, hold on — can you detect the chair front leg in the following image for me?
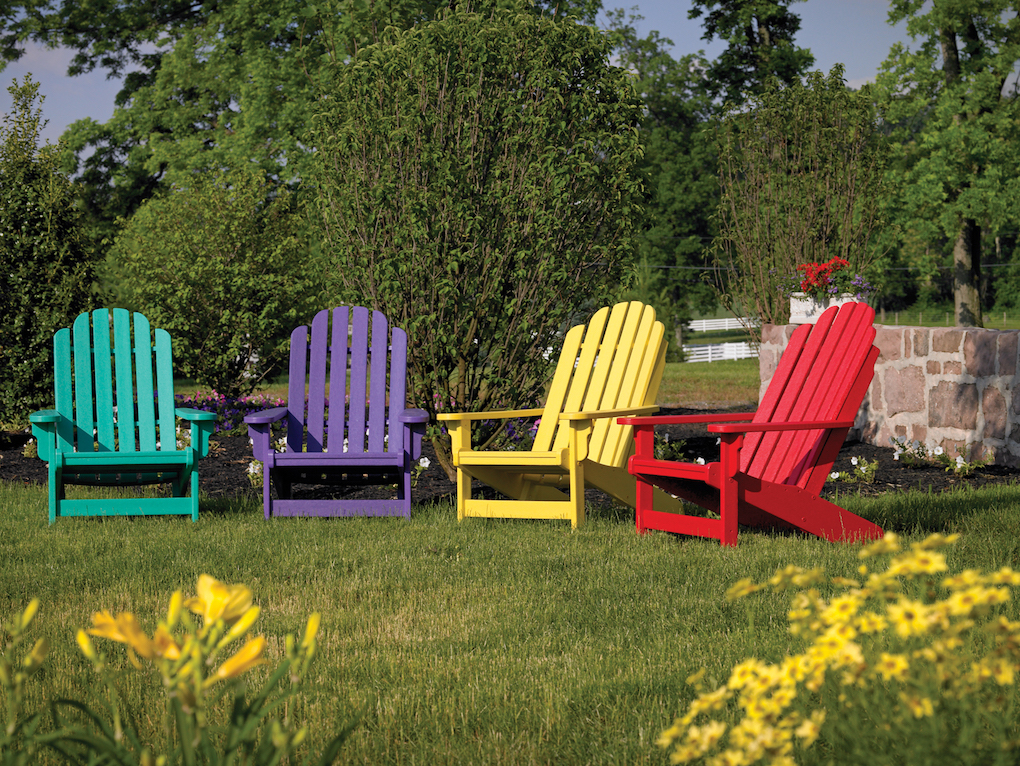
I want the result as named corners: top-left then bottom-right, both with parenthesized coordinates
top-left (718, 433), bottom-right (744, 546)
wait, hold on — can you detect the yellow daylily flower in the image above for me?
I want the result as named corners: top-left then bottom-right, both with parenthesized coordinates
top-left (302, 613), bottom-right (321, 649)
top-left (153, 625), bottom-right (182, 660)
top-left (166, 590), bottom-right (183, 627)
top-left (186, 574), bottom-right (253, 624)
top-left (206, 636), bottom-right (267, 686)
top-left (222, 605), bottom-right (261, 645)
top-left (76, 629), bottom-right (98, 661)
top-left (88, 611), bottom-right (156, 659)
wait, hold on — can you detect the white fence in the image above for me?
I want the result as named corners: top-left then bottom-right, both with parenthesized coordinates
top-left (682, 342), bottom-right (757, 364)
top-left (686, 317), bottom-right (755, 332)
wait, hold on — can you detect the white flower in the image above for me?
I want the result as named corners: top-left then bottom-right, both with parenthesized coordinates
top-left (247, 461), bottom-right (261, 475)
top-left (933, 446), bottom-right (944, 456)
top-left (830, 471), bottom-right (840, 479)
top-left (851, 457), bottom-right (859, 466)
top-left (893, 451), bottom-right (901, 461)
top-left (695, 457), bottom-right (706, 465)
top-left (419, 457), bottom-right (431, 470)
top-left (343, 438), bottom-right (349, 453)
top-left (956, 455), bottom-right (966, 466)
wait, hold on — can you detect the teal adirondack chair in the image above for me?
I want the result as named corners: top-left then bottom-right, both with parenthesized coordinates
top-left (29, 309), bottom-right (216, 523)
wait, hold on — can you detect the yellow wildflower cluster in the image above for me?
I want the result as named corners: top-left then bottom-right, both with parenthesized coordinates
top-left (659, 533), bottom-right (1020, 765)
top-left (78, 575), bottom-right (317, 707)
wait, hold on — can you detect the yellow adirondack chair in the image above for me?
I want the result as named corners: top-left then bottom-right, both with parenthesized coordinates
top-left (437, 301), bottom-right (682, 528)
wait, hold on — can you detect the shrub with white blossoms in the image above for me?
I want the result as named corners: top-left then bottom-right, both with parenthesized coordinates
top-left (828, 455), bottom-right (878, 484)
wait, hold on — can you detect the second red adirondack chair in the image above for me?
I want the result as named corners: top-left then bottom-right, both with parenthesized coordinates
top-left (620, 302), bottom-right (884, 546)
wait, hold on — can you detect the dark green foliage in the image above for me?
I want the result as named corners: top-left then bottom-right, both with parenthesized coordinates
top-left (0, 76), bottom-right (98, 422)
top-left (714, 67), bottom-right (886, 340)
top-left (311, 7), bottom-right (644, 473)
top-left (109, 167), bottom-right (321, 398)
top-left (688, 0), bottom-right (814, 104)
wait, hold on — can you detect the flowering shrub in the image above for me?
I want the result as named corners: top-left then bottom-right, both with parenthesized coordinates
top-left (175, 390), bottom-right (286, 435)
top-left (0, 576), bottom-right (355, 766)
top-left (788, 256), bottom-right (872, 302)
top-left (827, 455), bottom-right (878, 484)
top-left (658, 533), bottom-right (1020, 766)
top-left (891, 436), bottom-right (988, 477)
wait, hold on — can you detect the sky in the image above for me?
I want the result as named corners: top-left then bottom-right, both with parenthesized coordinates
top-left (0, 0), bottom-right (911, 145)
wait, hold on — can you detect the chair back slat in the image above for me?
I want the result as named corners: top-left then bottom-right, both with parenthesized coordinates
top-left (54, 328), bottom-right (74, 453)
top-left (326, 307), bottom-right (350, 454)
top-left (598, 307), bottom-right (665, 466)
top-left (133, 313), bottom-right (158, 451)
top-left (532, 322), bottom-right (586, 452)
top-left (306, 309), bottom-right (330, 453)
top-left (387, 325), bottom-right (408, 455)
top-left (347, 308), bottom-right (371, 453)
top-left (367, 311), bottom-right (390, 454)
top-left (92, 309), bottom-right (116, 452)
top-left (550, 305), bottom-right (616, 453)
top-left (112, 310), bottom-right (136, 452)
top-left (286, 321), bottom-right (310, 452)
top-left (154, 328), bottom-right (175, 451)
top-left (72, 312), bottom-right (96, 452)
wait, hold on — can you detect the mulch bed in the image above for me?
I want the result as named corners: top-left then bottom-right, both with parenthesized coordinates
top-left (4, 407), bottom-right (1019, 507)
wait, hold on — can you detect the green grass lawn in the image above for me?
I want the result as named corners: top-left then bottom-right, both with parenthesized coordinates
top-left (4, 479), bottom-right (1020, 764)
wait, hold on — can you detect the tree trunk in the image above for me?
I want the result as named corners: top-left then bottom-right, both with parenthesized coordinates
top-left (954, 217), bottom-right (983, 327)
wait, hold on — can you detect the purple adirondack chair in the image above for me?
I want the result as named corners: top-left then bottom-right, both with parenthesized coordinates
top-left (245, 307), bottom-right (429, 518)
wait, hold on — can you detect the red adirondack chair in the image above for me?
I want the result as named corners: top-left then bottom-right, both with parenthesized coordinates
top-left (620, 302), bottom-right (884, 546)
top-left (245, 306), bottom-right (428, 518)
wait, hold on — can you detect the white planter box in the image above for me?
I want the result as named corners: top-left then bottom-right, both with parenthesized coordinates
top-left (788, 293), bottom-right (857, 324)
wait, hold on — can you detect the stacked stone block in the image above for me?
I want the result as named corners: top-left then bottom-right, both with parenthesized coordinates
top-left (759, 323), bottom-right (1020, 467)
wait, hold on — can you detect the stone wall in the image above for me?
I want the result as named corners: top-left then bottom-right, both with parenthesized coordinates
top-left (759, 323), bottom-right (1020, 467)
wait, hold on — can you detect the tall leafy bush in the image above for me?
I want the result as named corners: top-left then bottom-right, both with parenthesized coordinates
top-left (109, 168), bottom-right (320, 397)
top-left (0, 76), bottom-right (99, 423)
top-left (714, 66), bottom-right (886, 341)
top-left (311, 6), bottom-right (644, 476)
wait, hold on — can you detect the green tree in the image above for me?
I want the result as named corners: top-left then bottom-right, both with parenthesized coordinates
top-left (1, 0), bottom-right (601, 240)
top-left (874, 0), bottom-right (1020, 327)
top-left (109, 168), bottom-right (320, 398)
top-left (714, 67), bottom-right (886, 341)
top-left (688, 0), bottom-right (814, 104)
top-left (312, 6), bottom-right (644, 477)
top-left (604, 9), bottom-right (719, 357)
top-left (0, 76), bottom-right (98, 422)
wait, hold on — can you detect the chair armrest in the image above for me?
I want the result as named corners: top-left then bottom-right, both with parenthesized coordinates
top-left (561, 405), bottom-right (659, 422)
top-left (708, 419), bottom-right (855, 434)
top-left (398, 409), bottom-right (430, 425)
top-left (437, 407), bottom-right (545, 422)
top-left (29, 409), bottom-right (61, 425)
top-left (618, 412), bottom-right (756, 427)
top-left (175, 407), bottom-right (217, 422)
top-left (243, 407), bottom-right (289, 426)
top-left (175, 408), bottom-right (216, 457)
top-left (29, 410), bottom-right (62, 463)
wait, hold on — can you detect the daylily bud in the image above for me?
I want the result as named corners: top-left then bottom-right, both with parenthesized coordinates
top-left (76, 629), bottom-right (98, 661)
top-left (222, 606), bottom-right (260, 645)
top-left (167, 590), bottom-right (183, 628)
top-left (20, 598), bottom-right (40, 630)
top-left (24, 638), bottom-right (49, 670)
top-left (302, 613), bottom-right (321, 649)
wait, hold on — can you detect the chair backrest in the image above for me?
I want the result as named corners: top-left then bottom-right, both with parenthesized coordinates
top-left (532, 301), bottom-right (666, 467)
top-left (53, 309), bottom-right (178, 454)
top-left (744, 302), bottom-right (878, 490)
top-left (285, 306), bottom-right (408, 455)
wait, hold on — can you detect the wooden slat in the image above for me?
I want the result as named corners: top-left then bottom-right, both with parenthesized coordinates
top-left (72, 312), bottom-right (95, 452)
top-left (532, 322), bottom-right (586, 452)
top-left (112, 309), bottom-right (136, 453)
top-left (306, 308), bottom-right (330, 452)
top-left (154, 328), bottom-right (175, 451)
top-left (287, 321), bottom-right (310, 453)
top-left (552, 304), bottom-right (620, 453)
top-left (92, 309), bottom-right (116, 452)
top-left (387, 326), bottom-right (409, 454)
top-left (134, 313), bottom-right (157, 451)
top-left (348, 307), bottom-right (370, 454)
top-left (53, 327), bottom-right (74, 453)
top-left (326, 307), bottom-right (350, 454)
top-left (367, 311), bottom-right (389, 454)
top-left (604, 309), bottom-right (665, 466)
